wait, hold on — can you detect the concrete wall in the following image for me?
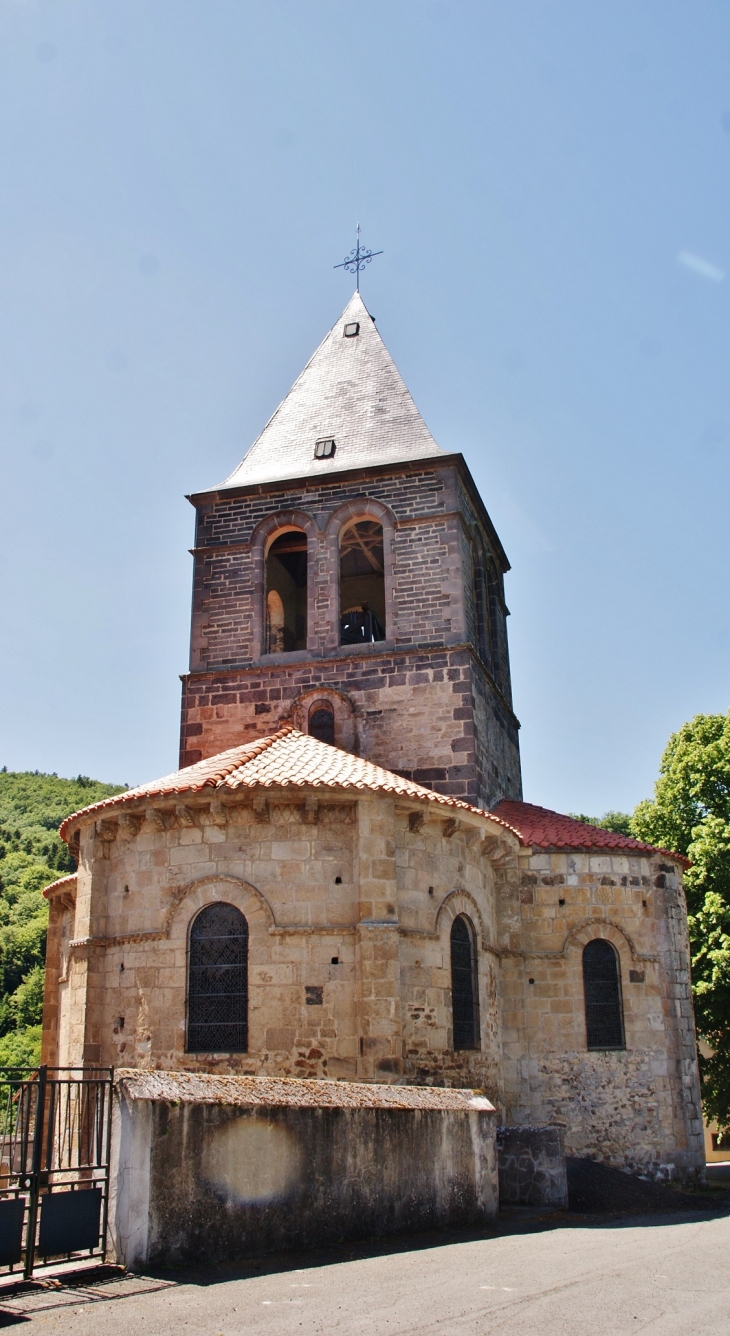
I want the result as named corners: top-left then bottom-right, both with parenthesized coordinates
top-left (180, 457), bottom-right (522, 810)
top-left (109, 1071), bottom-right (498, 1267)
top-left (497, 847), bottom-right (705, 1183)
top-left (496, 1125), bottom-right (568, 1209)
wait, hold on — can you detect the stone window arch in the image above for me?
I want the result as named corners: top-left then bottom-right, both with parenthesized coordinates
top-left (289, 688), bottom-right (357, 753)
top-left (187, 902), bottom-right (249, 1053)
top-left (583, 938), bottom-right (625, 1050)
top-left (451, 914), bottom-right (480, 1050)
top-left (339, 519), bottom-right (386, 644)
top-left (265, 528), bottom-right (308, 652)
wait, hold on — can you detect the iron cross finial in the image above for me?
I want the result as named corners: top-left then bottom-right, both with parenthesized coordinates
top-left (334, 223), bottom-right (383, 292)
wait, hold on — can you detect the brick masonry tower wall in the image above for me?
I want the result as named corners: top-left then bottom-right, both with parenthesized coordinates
top-left (180, 457), bottom-right (522, 810)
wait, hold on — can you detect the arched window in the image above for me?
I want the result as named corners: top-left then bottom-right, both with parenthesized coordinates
top-left (340, 520), bottom-right (386, 645)
top-left (187, 903), bottom-right (248, 1053)
top-left (451, 915), bottom-right (479, 1050)
top-left (266, 529), bottom-right (307, 653)
top-left (583, 939), bottom-right (624, 1050)
top-left (309, 703), bottom-right (335, 746)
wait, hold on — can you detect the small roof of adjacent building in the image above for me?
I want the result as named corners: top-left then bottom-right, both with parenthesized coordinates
top-left (492, 799), bottom-right (687, 864)
top-left (59, 725), bottom-right (517, 839)
top-left (213, 292), bottom-right (445, 490)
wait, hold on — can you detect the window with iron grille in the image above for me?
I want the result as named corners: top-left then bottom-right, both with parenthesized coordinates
top-left (187, 903), bottom-right (248, 1053)
top-left (451, 915), bottom-right (480, 1050)
top-left (582, 939), bottom-right (624, 1050)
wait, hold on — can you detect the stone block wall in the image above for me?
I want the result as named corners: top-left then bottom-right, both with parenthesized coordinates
top-left (44, 782), bottom-right (703, 1185)
top-left (44, 791), bottom-right (515, 1106)
top-left (498, 847), bottom-right (705, 1183)
top-left (180, 646), bottom-right (521, 807)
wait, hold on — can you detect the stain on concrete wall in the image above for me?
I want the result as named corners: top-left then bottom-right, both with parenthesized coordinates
top-left (110, 1071), bottom-right (498, 1267)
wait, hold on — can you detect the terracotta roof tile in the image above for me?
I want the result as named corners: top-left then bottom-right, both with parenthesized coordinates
top-left (59, 726), bottom-right (519, 840)
top-left (42, 873), bottom-right (78, 900)
top-left (492, 799), bottom-right (687, 864)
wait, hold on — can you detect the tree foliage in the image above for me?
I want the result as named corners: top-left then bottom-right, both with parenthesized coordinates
top-left (0, 770), bottom-right (124, 1067)
top-left (631, 711), bottom-right (730, 1135)
top-left (569, 811), bottom-right (634, 837)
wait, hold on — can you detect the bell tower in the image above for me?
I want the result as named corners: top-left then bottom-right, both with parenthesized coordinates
top-left (180, 292), bottom-right (522, 809)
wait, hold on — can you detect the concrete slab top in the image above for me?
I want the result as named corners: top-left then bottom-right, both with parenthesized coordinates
top-left (115, 1069), bottom-right (496, 1112)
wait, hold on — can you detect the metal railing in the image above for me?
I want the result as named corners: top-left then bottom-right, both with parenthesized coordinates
top-left (0, 1066), bottom-right (113, 1279)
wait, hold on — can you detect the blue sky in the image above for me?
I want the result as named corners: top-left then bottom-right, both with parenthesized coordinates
top-left (0, 0), bottom-right (728, 815)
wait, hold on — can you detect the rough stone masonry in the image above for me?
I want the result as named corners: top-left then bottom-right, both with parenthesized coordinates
top-left (42, 289), bottom-right (705, 1193)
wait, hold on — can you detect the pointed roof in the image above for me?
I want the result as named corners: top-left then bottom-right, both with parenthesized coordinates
top-left (59, 725), bottom-right (519, 839)
top-left (217, 293), bottom-right (445, 490)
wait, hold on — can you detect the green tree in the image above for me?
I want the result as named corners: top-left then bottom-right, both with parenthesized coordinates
top-left (569, 811), bottom-right (634, 837)
top-left (631, 710), bottom-right (730, 1135)
top-left (0, 770), bottom-right (125, 1068)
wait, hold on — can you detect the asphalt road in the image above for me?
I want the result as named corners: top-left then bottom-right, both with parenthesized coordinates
top-left (1, 1209), bottom-right (728, 1335)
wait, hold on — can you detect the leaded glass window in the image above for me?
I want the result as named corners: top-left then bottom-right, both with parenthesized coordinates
top-left (451, 915), bottom-right (479, 1051)
top-left (187, 903), bottom-right (248, 1053)
top-left (583, 939), bottom-right (624, 1050)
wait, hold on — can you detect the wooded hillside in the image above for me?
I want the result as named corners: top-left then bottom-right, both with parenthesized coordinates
top-left (0, 770), bottom-right (124, 1067)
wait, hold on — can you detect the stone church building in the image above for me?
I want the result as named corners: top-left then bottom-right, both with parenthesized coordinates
top-left (42, 293), bottom-right (704, 1182)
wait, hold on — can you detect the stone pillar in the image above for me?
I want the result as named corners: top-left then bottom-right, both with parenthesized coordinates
top-left (355, 797), bottom-right (403, 1081)
top-left (65, 821), bottom-right (115, 1067)
top-left (40, 879), bottom-right (77, 1067)
top-left (660, 864), bottom-right (706, 1179)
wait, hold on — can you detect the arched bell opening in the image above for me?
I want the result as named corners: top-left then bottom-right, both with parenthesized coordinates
top-left (266, 529), bottom-right (308, 653)
top-left (339, 520), bottom-right (386, 645)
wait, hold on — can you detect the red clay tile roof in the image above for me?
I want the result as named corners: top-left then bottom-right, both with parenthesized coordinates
top-left (492, 799), bottom-right (687, 864)
top-left (59, 725), bottom-right (519, 841)
top-left (42, 873), bottom-right (78, 900)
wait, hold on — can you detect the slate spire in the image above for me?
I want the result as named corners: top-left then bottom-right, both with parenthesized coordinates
top-left (218, 292), bottom-right (444, 489)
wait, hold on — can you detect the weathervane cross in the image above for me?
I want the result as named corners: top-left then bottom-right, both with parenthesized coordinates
top-left (334, 223), bottom-right (383, 292)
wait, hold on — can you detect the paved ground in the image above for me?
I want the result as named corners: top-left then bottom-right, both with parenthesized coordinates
top-left (0, 1208), bottom-right (728, 1335)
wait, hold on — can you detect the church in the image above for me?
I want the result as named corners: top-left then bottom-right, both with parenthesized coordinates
top-left (41, 291), bottom-right (704, 1183)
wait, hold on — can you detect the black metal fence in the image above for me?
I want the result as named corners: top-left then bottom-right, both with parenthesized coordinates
top-left (0, 1066), bottom-right (113, 1279)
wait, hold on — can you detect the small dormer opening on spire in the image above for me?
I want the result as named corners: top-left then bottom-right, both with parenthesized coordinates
top-left (213, 292), bottom-right (444, 490)
top-left (266, 530), bottom-right (308, 652)
top-left (339, 520), bottom-right (386, 645)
